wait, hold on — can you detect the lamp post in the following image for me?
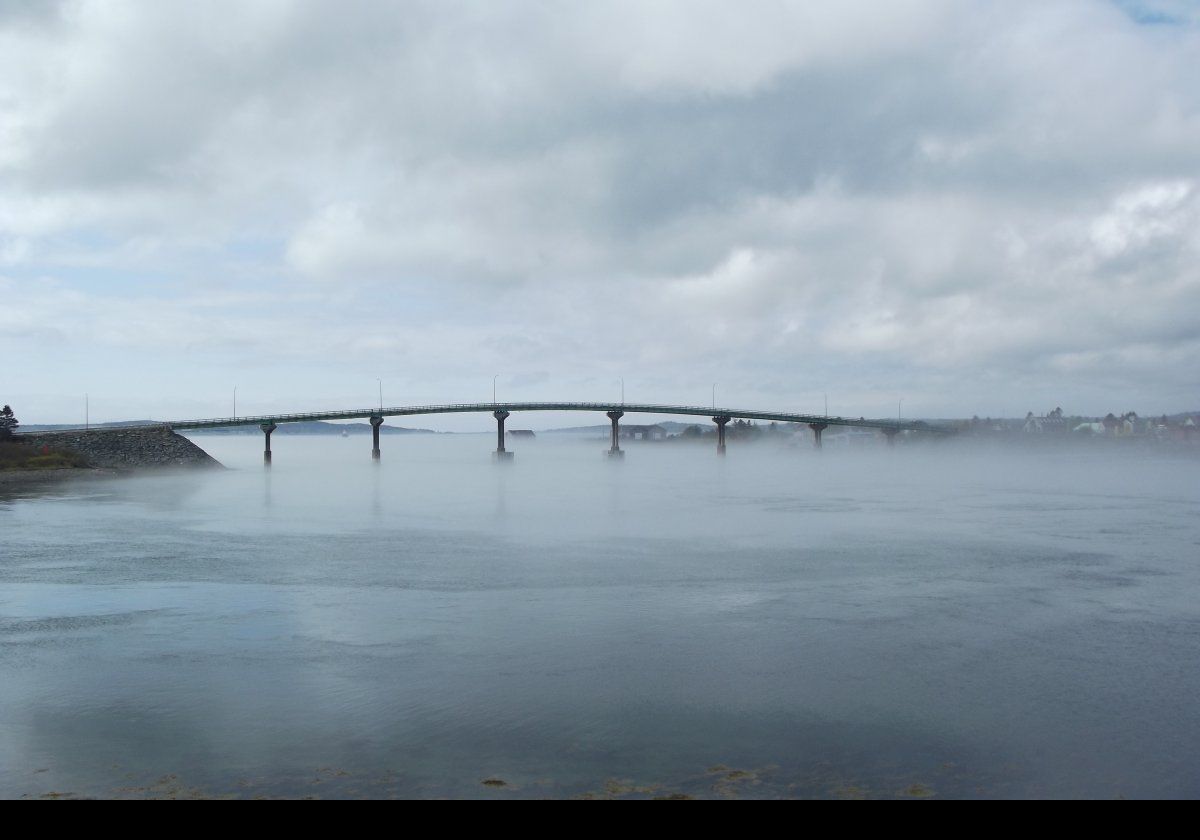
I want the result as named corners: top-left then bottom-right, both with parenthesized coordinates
top-left (85, 393), bottom-right (89, 430)
top-left (377, 379), bottom-right (383, 412)
top-left (898, 398), bottom-right (904, 423)
top-left (233, 386), bottom-right (237, 420)
top-left (493, 374), bottom-right (499, 405)
top-left (620, 377), bottom-right (625, 406)
top-left (712, 383), bottom-right (717, 410)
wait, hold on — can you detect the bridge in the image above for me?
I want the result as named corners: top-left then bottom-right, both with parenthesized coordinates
top-left (155, 401), bottom-right (944, 464)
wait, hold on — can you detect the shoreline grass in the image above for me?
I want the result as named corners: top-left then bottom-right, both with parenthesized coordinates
top-left (0, 440), bottom-right (89, 471)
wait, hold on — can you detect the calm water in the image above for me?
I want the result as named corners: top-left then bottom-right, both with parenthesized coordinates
top-left (2, 433), bottom-right (1198, 799)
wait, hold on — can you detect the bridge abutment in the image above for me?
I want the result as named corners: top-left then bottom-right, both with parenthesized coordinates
top-left (370, 415), bottom-right (384, 460)
top-left (712, 415), bottom-right (731, 455)
top-left (493, 409), bottom-right (514, 460)
top-left (261, 422), bottom-right (277, 466)
top-left (606, 410), bottom-right (624, 458)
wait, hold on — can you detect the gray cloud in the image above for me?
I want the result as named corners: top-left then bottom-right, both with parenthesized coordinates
top-left (1, 1), bottom-right (1197, 424)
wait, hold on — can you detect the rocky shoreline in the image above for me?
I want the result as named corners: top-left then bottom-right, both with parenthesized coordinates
top-left (15, 426), bottom-right (223, 472)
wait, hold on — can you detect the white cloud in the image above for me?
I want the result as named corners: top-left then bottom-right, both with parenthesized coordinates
top-left (2, 1), bottom-right (1199, 424)
top-left (1089, 181), bottom-right (1194, 258)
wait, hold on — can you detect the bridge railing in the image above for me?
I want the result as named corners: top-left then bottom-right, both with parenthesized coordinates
top-left (16, 402), bottom-right (945, 436)
top-left (160, 402), bottom-right (941, 434)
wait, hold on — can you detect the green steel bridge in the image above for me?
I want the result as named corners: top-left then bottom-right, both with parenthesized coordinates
top-left (167, 401), bottom-right (932, 432)
top-left (170, 401), bottom-right (942, 463)
top-left (26, 402), bottom-right (946, 463)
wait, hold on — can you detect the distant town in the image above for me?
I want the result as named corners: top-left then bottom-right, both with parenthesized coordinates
top-left (543, 409), bottom-right (1200, 448)
top-left (954, 408), bottom-right (1199, 444)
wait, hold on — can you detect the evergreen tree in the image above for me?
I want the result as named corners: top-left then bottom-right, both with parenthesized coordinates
top-left (0, 405), bottom-right (17, 439)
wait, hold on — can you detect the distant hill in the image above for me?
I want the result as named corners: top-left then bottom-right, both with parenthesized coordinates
top-left (543, 420), bottom-right (703, 435)
top-left (20, 420), bottom-right (161, 432)
top-left (186, 421), bottom-right (435, 436)
top-left (22, 420), bottom-right (435, 435)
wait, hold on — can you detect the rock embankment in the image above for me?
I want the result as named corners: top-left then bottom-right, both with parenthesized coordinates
top-left (21, 426), bottom-right (223, 471)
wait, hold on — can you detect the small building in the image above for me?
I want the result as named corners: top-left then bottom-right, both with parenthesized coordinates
top-left (507, 429), bottom-right (536, 438)
top-left (621, 424), bottom-right (666, 441)
top-left (1175, 416), bottom-right (1198, 442)
top-left (1024, 407), bottom-right (1067, 433)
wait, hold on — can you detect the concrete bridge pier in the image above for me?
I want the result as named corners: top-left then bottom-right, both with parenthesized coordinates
top-left (370, 415), bottom-right (384, 460)
top-left (809, 422), bottom-right (827, 449)
top-left (883, 428), bottom-right (899, 446)
top-left (493, 409), bottom-right (514, 460)
top-left (261, 422), bottom-right (277, 466)
top-left (606, 410), bottom-right (625, 458)
top-left (712, 415), bottom-right (731, 455)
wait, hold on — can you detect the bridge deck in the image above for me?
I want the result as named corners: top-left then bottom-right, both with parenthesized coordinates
top-left (140, 402), bottom-right (936, 433)
top-left (19, 403), bottom-right (943, 435)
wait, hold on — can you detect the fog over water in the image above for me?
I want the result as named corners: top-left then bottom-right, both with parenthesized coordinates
top-left (2, 433), bottom-right (1198, 798)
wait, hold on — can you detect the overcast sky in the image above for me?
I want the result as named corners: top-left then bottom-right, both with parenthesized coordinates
top-left (1, 0), bottom-right (1197, 428)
